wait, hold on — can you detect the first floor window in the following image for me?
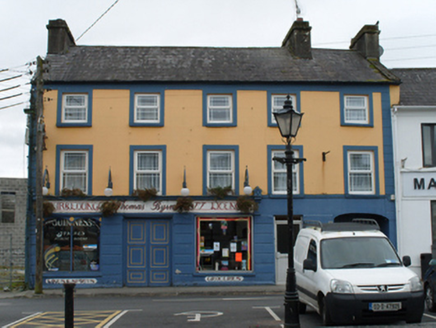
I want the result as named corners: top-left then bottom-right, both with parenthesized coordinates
top-left (272, 150), bottom-right (299, 194)
top-left (134, 151), bottom-right (162, 193)
top-left (422, 124), bottom-right (436, 167)
top-left (271, 94), bottom-right (297, 124)
top-left (62, 94), bottom-right (88, 123)
top-left (344, 95), bottom-right (368, 124)
top-left (134, 94), bottom-right (160, 123)
top-left (0, 192), bottom-right (15, 223)
top-left (197, 217), bottom-right (252, 271)
top-left (207, 95), bottom-right (232, 124)
top-left (348, 151), bottom-right (374, 194)
top-left (61, 151), bottom-right (88, 193)
top-left (207, 150), bottom-right (234, 190)
top-left (43, 218), bottom-right (100, 272)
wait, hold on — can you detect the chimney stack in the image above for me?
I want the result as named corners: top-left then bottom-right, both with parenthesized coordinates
top-left (282, 19), bottom-right (312, 59)
top-left (350, 24), bottom-right (381, 60)
top-left (46, 19), bottom-right (75, 54)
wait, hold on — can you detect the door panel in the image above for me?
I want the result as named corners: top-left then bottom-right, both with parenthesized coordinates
top-left (126, 220), bottom-right (170, 286)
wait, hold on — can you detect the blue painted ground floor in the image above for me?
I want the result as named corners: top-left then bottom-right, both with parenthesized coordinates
top-left (25, 195), bottom-right (396, 289)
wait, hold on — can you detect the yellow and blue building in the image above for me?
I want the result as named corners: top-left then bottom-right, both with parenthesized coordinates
top-left (25, 19), bottom-right (401, 288)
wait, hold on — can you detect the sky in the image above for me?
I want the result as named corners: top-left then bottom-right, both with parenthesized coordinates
top-left (1, 0), bottom-right (435, 178)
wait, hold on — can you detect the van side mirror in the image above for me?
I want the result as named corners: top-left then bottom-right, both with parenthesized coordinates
top-left (303, 258), bottom-right (317, 271)
top-left (403, 255), bottom-right (411, 267)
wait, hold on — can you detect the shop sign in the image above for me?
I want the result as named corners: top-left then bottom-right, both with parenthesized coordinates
top-left (45, 278), bottom-right (97, 284)
top-left (205, 276), bottom-right (244, 282)
top-left (52, 200), bottom-right (238, 214)
top-left (403, 172), bottom-right (436, 197)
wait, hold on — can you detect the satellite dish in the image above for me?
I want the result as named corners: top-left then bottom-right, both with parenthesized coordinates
top-left (379, 45), bottom-right (384, 57)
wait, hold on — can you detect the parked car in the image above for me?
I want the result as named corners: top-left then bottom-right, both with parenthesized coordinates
top-left (294, 220), bottom-right (425, 325)
top-left (423, 258), bottom-right (436, 312)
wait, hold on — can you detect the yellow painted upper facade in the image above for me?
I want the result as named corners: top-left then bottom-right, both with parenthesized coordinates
top-left (42, 84), bottom-right (390, 197)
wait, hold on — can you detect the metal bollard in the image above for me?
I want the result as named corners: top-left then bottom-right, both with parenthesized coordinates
top-left (64, 283), bottom-right (75, 328)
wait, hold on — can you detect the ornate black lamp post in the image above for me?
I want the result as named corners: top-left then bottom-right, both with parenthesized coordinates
top-left (273, 95), bottom-right (304, 328)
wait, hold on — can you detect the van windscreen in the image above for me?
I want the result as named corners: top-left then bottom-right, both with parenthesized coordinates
top-left (321, 237), bottom-right (401, 269)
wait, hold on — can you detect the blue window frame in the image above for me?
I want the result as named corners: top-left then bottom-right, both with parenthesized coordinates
top-left (56, 87), bottom-right (93, 127)
top-left (130, 145), bottom-right (167, 195)
top-left (203, 90), bottom-right (237, 127)
top-left (343, 146), bottom-right (379, 195)
top-left (340, 93), bottom-right (374, 127)
top-left (55, 145), bottom-right (93, 195)
top-left (267, 145), bottom-right (304, 196)
top-left (267, 91), bottom-right (300, 127)
top-left (202, 145), bottom-right (239, 195)
top-left (129, 88), bottom-right (165, 127)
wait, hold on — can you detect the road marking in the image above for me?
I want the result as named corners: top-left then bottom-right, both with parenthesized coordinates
top-left (100, 310), bottom-right (130, 327)
top-left (1, 312), bottom-right (42, 328)
top-left (154, 296), bottom-right (277, 302)
top-left (253, 306), bottom-right (281, 321)
top-left (174, 311), bottom-right (223, 322)
top-left (424, 313), bottom-right (436, 320)
top-left (2, 310), bottom-right (133, 327)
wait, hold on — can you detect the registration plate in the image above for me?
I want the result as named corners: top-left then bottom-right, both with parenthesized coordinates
top-left (369, 302), bottom-right (402, 312)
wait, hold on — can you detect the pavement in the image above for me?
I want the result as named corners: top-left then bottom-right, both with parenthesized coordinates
top-left (0, 284), bottom-right (285, 299)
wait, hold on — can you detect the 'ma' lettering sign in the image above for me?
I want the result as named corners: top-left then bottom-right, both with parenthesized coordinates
top-left (403, 172), bottom-right (436, 197)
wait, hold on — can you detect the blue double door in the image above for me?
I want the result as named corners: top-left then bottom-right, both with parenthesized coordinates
top-left (125, 219), bottom-right (171, 286)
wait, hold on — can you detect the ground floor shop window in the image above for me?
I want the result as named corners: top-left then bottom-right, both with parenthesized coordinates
top-left (197, 217), bottom-right (251, 271)
top-left (43, 217), bottom-right (100, 272)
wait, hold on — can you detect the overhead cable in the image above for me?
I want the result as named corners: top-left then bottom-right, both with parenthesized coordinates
top-left (77, 0), bottom-right (120, 41)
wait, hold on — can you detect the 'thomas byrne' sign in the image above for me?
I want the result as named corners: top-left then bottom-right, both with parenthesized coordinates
top-left (403, 172), bottom-right (436, 197)
top-left (51, 200), bottom-right (238, 214)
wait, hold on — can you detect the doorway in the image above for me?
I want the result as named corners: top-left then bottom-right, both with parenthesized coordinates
top-left (275, 216), bottom-right (301, 285)
top-left (124, 219), bottom-right (171, 286)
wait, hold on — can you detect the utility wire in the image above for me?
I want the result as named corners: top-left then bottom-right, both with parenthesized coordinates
top-left (0, 74), bottom-right (24, 83)
top-left (314, 33), bottom-right (436, 47)
top-left (0, 85), bottom-right (21, 93)
top-left (0, 101), bottom-right (26, 111)
top-left (77, 0), bottom-right (120, 41)
top-left (0, 93), bottom-right (23, 102)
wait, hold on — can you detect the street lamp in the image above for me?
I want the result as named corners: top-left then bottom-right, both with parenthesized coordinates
top-left (273, 95), bottom-right (305, 328)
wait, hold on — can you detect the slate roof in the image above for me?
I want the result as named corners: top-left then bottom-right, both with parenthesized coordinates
top-left (391, 68), bottom-right (436, 106)
top-left (44, 45), bottom-right (400, 84)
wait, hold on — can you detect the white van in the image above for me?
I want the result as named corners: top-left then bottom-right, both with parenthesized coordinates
top-left (294, 220), bottom-right (425, 325)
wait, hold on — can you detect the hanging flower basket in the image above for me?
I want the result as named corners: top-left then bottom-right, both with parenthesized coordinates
top-left (43, 201), bottom-right (55, 217)
top-left (60, 188), bottom-right (86, 197)
top-left (133, 188), bottom-right (157, 202)
top-left (174, 197), bottom-right (194, 213)
top-left (207, 186), bottom-right (233, 200)
top-left (99, 200), bottom-right (122, 217)
top-left (236, 196), bottom-right (259, 213)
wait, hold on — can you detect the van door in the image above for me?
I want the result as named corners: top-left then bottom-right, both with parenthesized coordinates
top-left (296, 238), bottom-right (320, 311)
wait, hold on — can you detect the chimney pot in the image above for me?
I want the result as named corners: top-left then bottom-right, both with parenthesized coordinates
top-left (350, 24), bottom-right (381, 60)
top-left (282, 20), bottom-right (312, 59)
top-left (46, 19), bottom-right (76, 54)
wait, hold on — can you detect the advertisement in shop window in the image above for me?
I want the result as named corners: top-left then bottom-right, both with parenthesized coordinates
top-left (43, 217), bottom-right (100, 272)
top-left (197, 217), bottom-right (252, 272)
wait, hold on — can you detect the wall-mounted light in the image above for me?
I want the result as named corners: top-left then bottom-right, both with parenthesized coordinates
top-left (181, 166), bottom-right (190, 196)
top-left (104, 167), bottom-right (113, 197)
top-left (243, 166), bottom-right (252, 195)
top-left (42, 167), bottom-right (50, 196)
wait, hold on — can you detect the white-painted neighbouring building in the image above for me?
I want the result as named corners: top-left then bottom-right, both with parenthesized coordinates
top-left (391, 68), bottom-right (436, 277)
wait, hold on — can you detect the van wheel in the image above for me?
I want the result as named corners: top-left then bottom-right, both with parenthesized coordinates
top-left (426, 284), bottom-right (436, 312)
top-left (298, 302), bottom-right (307, 314)
top-left (321, 297), bottom-right (333, 326)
